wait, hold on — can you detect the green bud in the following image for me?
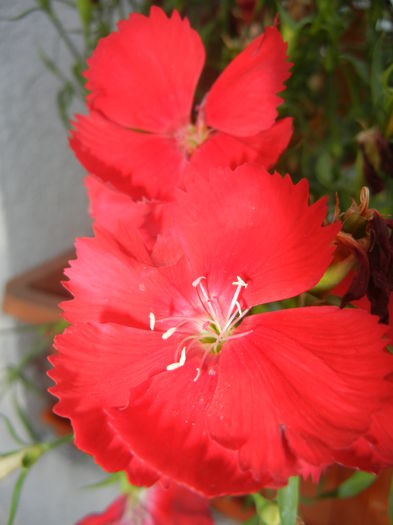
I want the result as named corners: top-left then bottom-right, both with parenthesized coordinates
top-left (260, 503), bottom-right (280, 525)
top-left (0, 450), bottom-right (25, 480)
top-left (311, 257), bottom-right (353, 294)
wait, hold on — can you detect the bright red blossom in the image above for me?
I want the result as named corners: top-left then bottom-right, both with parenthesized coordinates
top-left (331, 274), bottom-right (393, 471)
top-left (76, 482), bottom-right (213, 525)
top-left (70, 7), bottom-right (292, 199)
top-left (49, 165), bottom-right (393, 496)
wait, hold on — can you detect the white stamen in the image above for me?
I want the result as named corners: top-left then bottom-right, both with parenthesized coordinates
top-left (235, 300), bottom-right (242, 316)
top-left (149, 312), bottom-right (155, 331)
top-left (166, 347), bottom-right (186, 371)
top-left (227, 276), bottom-right (247, 320)
top-left (193, 367), bottom-right (201, 382)
top-left (192, 275), bottom-right (221, 329)
top-left (192, 276), bottom-right (206, 287)
top-left (162, 327), bottom-right (177, 340)
top-left (232, 276), bottom-right (248, 288)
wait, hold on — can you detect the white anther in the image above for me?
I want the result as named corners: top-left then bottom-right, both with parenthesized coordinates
top-left (232, 275), bottom-right (248, 288)
top-left (149, 312), bottom-right (155, 331)
top-left (193, 367), bottom-right (201, 382)
top-left (166, 347), bottom-right (186, 371)
top-left (192, 276), bottom-right (206, 288)
top-left (162, 327), bottom-right (177, 340)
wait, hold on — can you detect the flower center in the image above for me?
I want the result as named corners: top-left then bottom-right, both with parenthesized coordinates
top-left (178, 122), bottom-right (210, 157)
top-left (149, 275), bottom-right (252, 381)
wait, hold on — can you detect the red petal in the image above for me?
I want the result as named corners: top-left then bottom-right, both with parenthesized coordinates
top-left (170, 164), bottom-right (340, 306)
top-left (190, 118), bottom-right (293, 171)
top-left (335, 404), bottom-right (393, 473)
top-left (50, 323), bottom-right (176, 409)
top-left (49, 323), bottom-right (179, 483)
top-left (70, 112), bottom-right (187, 199)
top-left (205, 26), bottom-right (291, 136)
top-left (76, 495), bottom-right (128, 525)
top-left (85, 7), bottom-right (204, 133)
top-left (85, 175), bottom-right (168, 256)
top-left (109, 352), bottom-right (266, 497)
top-left (207, 307), bottom-right (392, 481)
top-left (148, 482), bottom-right (213, 524)
top-left (62, 233), bottom-right (189, 327)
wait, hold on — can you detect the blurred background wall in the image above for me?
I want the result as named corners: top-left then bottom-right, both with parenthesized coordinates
top-left (0, 2), bottom-right (119, 523)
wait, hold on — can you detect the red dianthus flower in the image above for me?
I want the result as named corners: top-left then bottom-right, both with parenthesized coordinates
top-left (70, 7), bottom-right (292, 199)
top-left (49, 165), bottom-right (393, 496)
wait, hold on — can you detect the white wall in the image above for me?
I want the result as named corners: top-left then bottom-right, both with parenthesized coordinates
top-left (0, 2), bottom-right (119, 523)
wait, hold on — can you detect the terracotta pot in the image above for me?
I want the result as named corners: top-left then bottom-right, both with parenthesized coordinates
top-left (2, 249), bottom-right (73, 324)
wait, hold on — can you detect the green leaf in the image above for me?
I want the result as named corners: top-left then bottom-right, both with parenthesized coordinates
top-left (83, 472), bottom-right (123, 490)
top-left (0, 7), bottom-right (42, 21)
top-left (57, 82), bottom-right (74, 127)
top-left (315, 150), bottom-right (333, 188)
top-left (36, 0), bottom-right (51, 11)
top-left (371, 37), bottom-right (384, 115)
top-left (0, 413), bottom-right (27, 445)
top-left (7, 468), bottom-right (29, 525)
top-left (38, 48), bottom-right (68, 83)
top-left (277, 476), bottom-right (299, 525)
top-left (76, 0), bottom-right (92, 28)
top-left (388, 475), bottom-right (393, 525)
top-left (340, 53), bottom-right (369, 85)
top-left (12, 394), bottom-right (40, 442)
top-left (318, 471), bottom-right (376, 500)
top-left (336, 471), bottom-right (376, 498)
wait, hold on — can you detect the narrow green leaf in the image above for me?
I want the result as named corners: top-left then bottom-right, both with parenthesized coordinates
top-left (76, 0), bottom-right (92, 28)
top-left (0, 414), bottom-right (27, 445)
top-left (371, 37), bottom-right (384, 115)
top-left (336, 471), bottom-right (376, 498)
top-left (0, 7), bottom-right (42, 22)
top-left (7, 468), bottom-right (29, 525)
top-left (83, 472), bottom-right (122, 490)
top-left (387, 475), bottom-right (393, 524)
top-left (56, 82), bottom-right (74, 127)
top-left (12, 394), bottom-right (40, 442)
top-left (277, 476), bottom-right (299, 525)
top-left (36, 0), bottom-right (51, 11)
top-left (38, 48), bottom-right (68, 83)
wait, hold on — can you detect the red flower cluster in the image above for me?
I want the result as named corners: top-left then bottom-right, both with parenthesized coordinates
top-left (50, 5), bottom-right (393, 504)
top-left (70, 7), bottom-right (292, 199)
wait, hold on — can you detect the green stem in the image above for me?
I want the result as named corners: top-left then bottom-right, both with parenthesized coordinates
top-left (45, 6), bottom-right (81, 61)
top-left (7, 468), bottom-right (29, 525)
